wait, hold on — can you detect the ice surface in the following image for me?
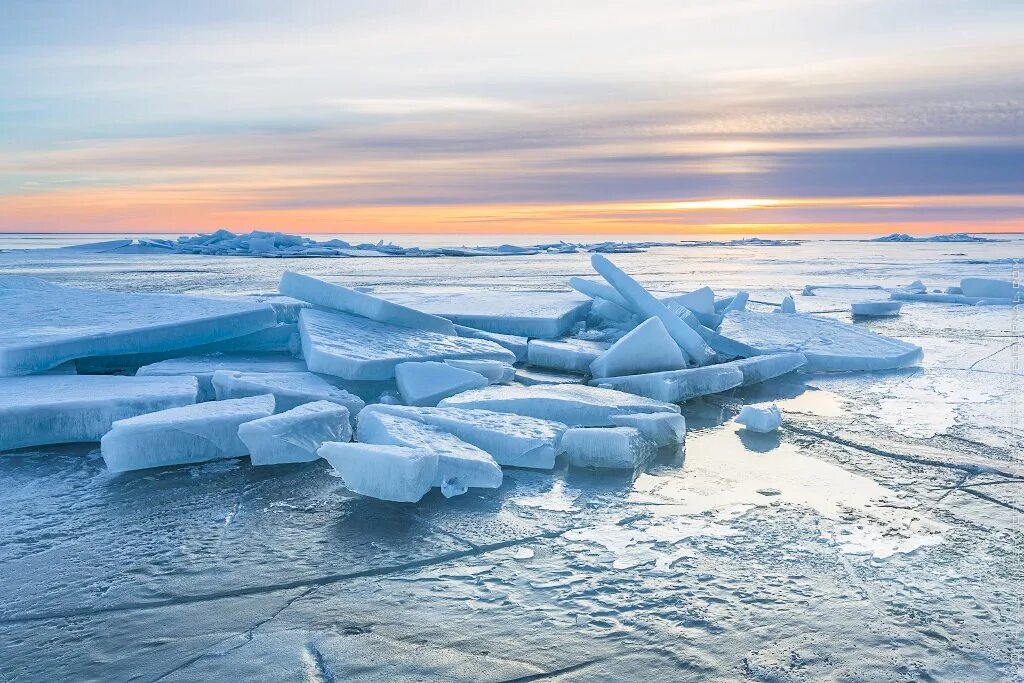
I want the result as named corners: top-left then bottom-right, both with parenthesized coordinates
top-left (736, 405), bottom-right (783, 433)
top-left (356, 409), bottom-right (502, 497)
top-left (610, 412), bottom-right (687, 448)
top-left (590, 317), bottom-right (687, 379)
top-left (211, 370), bottom-right (365, 416)
top-left (852, 301), bottom-right (902, 317)
top-left (439, 383), bottom-right (679, 427)
top-left (718, 310), bottom-right (923, 371)
top-left (318, 441), bottom-right (438, 503)
top-left (514, 367), bottom-right (587, 385)
top-left (0, 375), bottom-right (198, 451)
top-left (960, 277), bottom-right (1018, 300)
top-left (136, 354), bottom-right (307, 401)
top-left (395, 361), bottom-right (488, 406)
top-left (590, 255), bottom-right (714, 365)
top-left (526, 338), bottom-right (608, 373)
top-left (592, 365), bottom-right (744, 402)
top-left (101, 395), bottom-right (275, 472)
top-left (377, 289), bottom-right (591, 338)
top-left (238, 400), bottom-right (352, 465)
top-left (442, 359), bottom-right (514, 384)
top-left (298, 308), bottom-right (515, 380)
top-left (453, 325), bottom-right (528, 362)
top-left (560, 427), bottom-right (654, 469)
top-left (279, 271), bottom-right (455, 334)
top-left (0, 276), bottom-right (277, 376)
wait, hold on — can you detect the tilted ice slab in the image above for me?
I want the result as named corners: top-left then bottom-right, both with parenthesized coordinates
top-left (0, 375), bottom-right (198, 451)
top-left (736, 405), bottom-right (783, 433)
top-left (298, 308), bottom-right (515, 380)
top-left (443, 359), bottom-right (514, 384)
top-left (395, 361), bottom-right (488, 406)
top-left (610, 412), bottom-right (686, 448)
top-left (728, 352), bottom-right (808, 385)
top-left (439, 383), bottom-right (679, 427)
top-left (453, 325), bottom-right (528, 362)
top-left (718, 310), bottom-right (923, 371)
top-left (279, 271), bottom-right (456, 334)
top-left (211, 370), bottom-right (364, 416)
top-left (377, 289), bottom-right (591, 338)
top-left (560, 427), bottom-right (654, 469)
top-left (101, 395), bottom-right (275, 472)
top-left (514, 367), bottom-right (586, 386)
top-left (360, 404), bottom-right (567, 469)
top-left (0, 276), bottom-right (278, 376)
top-left (661, 285), bottom-right (716, 316)
top-left (137, 354), bottom-right (308, 401)
top-left (356, 410), bottom-right (502, 497)
top-left (590, 317), bottom-right (687, 379)
top-left (527, 338), bottom-right (609, 374)
top-left (592, 365), bottom-right (744, 402)
top-left (239, 401), bottom-right (352, 466)
top-left (318, 441), bottom-right (438, 503)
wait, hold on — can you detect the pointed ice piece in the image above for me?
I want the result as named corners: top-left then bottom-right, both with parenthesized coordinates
top-left (239, 400), bottom-right (352, 465)
top-left (610, 412), bottom-right (686, 448)
top-left (101, 395), bottom-right (275, 472)
top-left (356, 410), bottom-right (502, 497)
top-left (527, 338), bottom-right (609, 373)
top-left (590, 255), bottom-right (714, 365)
top-left (662, 286), bottom-right (716, 315)
top-left (299, 308), bottom-right (514, 381)
top-left (0, 375), bottom-right (198, 451)
top-left (514, 367), bottom-right (587, 386)
top-left (443, 359), bottom-right (515, 384)
top-left (280, 271), bottom-right (455, 334)
top-left (591, 365), bottom-right (743, 402)
top-left (560, 427), bottom-right (654, 469)
top-left (395, 361), bottom-right (488, 406)
top-left (0, 276), bottom-right (278, 376)
top-left (568, 277), bottom-right (631, 309)
top-left (212, 370), bottom-right (364, 416)
top-left (960, 277), bottom-right (1019, 300)
top-left (777, 295), bottom-right (796, 313)
top-left (439, 383), bottom-right (679, 427)
top-left (453, 325), bottom-right (528, 362)
top-left (729, 352), bottom-right (808, 385)
top-left (851, 301), bottom-right (902, 317)
top-left (722, 291), bottom-right (749, 313)
top-left (736, 405), bottom-right (782, 433)
top-left (137, 354), bottom-right (307, 401)
top-left (318, 441), bottom-right (438, 503)
top-left (590, 317), bottom-right (687, 379)
top-left (718, 310), bottom-right (923, 371)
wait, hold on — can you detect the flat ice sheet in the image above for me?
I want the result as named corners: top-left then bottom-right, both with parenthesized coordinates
top-left (136, 353), bottom-right (308, 401)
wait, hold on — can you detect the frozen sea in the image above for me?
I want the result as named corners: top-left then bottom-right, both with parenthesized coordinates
top-left (0, 234), bottom-right (1021, 681)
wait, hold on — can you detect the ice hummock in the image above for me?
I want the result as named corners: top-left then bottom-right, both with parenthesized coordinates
top-left (211, 370), bottom-right (365, 416)
top-left (0, 276), bottom-right (278, 376)
top-left (318, 441), bottom-right (438, 503)
top-left (590, 317), bottom-right (687, 379)
top-left (298, 308), bottom-right (515, 380)
top-left (101, 395), bottom-right (275, 472)
top-left (395, 361), bottom-right (488, 406)
top-left (239, 400), bottom-right (352, 466)
top-left (0, 375), bottom-right (198, 451)
top-left (559, 427), bottom-right (654, 469)
top-left (736, 405), bottom-right (783, 433)
top-left (136, 354), bottom-right (308, 401)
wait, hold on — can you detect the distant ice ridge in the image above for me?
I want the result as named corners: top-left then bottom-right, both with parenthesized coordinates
top-left (871, 232), bottom-right (1000, 243)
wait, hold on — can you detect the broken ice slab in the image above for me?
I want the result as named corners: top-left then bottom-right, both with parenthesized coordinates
top-left (298, 308), bottom-right (515, 381)
top-left (280, 272), bottom-right (455, 334)
top-left (514, 367), bottom-right (586, 386)
top-left (722, 291), bottom-right (749, 313)
top-left (239, 400), bottom-right (352, 466)
top-left (443, 359), bottom-right (515, 384)
top-left (360, 404), bottom-right (567, 469)
top-left (101, 395), bottom-right (275, 472)
top-left (590, 317), bottom-right (687, 379)
top-left (590, 255), bottom-right (715, 365)
top-left (376, 289), bottom-right (591, 338)
top-left (560, 427), bottom-right (654, 469)
top-left (318, 441), bottom-right (438, 503)
top-left (356, 409), bottom-right (502, 497)
top-left (718, 310), bottom-right (923, 371)
top-left (728, 352), bottom-right (808, 386)
top-left (395, 361), bottom-right (488, 407)
top-left (610, 412), bottom-right (686, 448)
top-left (569, 276), bottom-right (631, 309)
top-left (527, 338), bottom-right (609, 374)
top-left (851, 301), bottom-right (902, 317)
top-left (0, 375), bottom-right (198, 451)
top-left (661, 285), bottom-right (716, 316)
top-left (960, 277), bottom-right (1019, 300)
top-left (889, 291), bottom-right (1009, 306)
top-left (453, 325), bottom-right (528, 362)
top-left (240, 294), bottom-right (310, 324)
top-left (136, 354), bottom-right (308, 401)
top-left (736, 405), bottom-right (783, 433)
top-left (211, 370), bottom-right (364, 416)
top-left (591, 365), bottom-right (744, 402)
top-left (0, 276), bottom-right (278, 376)
top-left (438, 383), bottom-right (679, 427)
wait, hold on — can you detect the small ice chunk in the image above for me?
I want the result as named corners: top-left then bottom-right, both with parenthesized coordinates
top-left (722, 291), bottom-right (749, 313)
top-left (137, 354), bottom-right (308, 401)
top-left (590, 317), bottom-right (687, 379)
top-left (777, 295), bottom-right (796, 313)
top-left (356, 410), bottom-right (502, 497)
top-left (239, 400), bottom-right (352, 465)
top-left (960, 277), bottom-right (1018, 300)
top-left (592, 365), bottom-right (743, 402)
top-left (443, 359), bottom-right (514, 384)
top-left (101, 395), bottom-right (275, 472)
top-left (736, 405), bottom-right (783, 433)
top-left (454, 325), bottom-right (528, 362)
top-left (395, 361), bottom-right (488, 406)
top-left (0, 375), bottom-right (198, 451)
top-left (211, 370), bottom-right (364, 416)
top-left (610, 412), bottom-right (686, 448)
top-left (560, 427), bottom-right (654, 469)
top-left (905, 280), bottom-right (927, 294)
top-left (318, 442), bottom-right (438, 503)
top-left (527, 338), bottom-right (609, 373)
top-left (851, 301), bottom-right (902, 317)
top-left (439, 383), bottom-right (679, 427)
top-left (280, 271), bottom-right (455, 334)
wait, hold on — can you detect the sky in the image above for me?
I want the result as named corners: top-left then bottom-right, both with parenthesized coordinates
top-left (1, 0), bottom-right (1023, 235)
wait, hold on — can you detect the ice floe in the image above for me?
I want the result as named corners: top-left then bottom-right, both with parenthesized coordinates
top-left (736, 405), bottom-right (783, 433)
top-left (211, 370), bottom-right (365, 416)
top-left (395, 361), bottom-right (489, 406)
top-left (239, 400), bottom-right (352, 466)
top-left (560, 427), bottom-right (654, 469)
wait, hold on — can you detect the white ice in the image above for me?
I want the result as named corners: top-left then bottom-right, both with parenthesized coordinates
top-left (211, 370), bottom-right (365, 416)
top-left (661, 285), bottom-right (716, 316)
top-left (559, 427), bottom-right (654, 469)
top-left (298, 308), bottom-right (515, 380)
top-left (453, 325), bottom-right (528, 362)
top-left (777, 295), bottom-right (796, 313)
top-left (0, 276), bottom-right (277, 376)
top-left (590, 317), bottom-right (687, 379)
top-left (852, 301), bottom-right (902, 317)
top-left (239, 400), bottom-right (352, 466)
top-left (136, 354), bottom-right (308, 401)
top-left (279, 271), bottom-right (456, 334)
top-left (395, 361), bottom-right (488, 406)
top-left (101, 395), bottom-right (275, 472)
top-left (442, 359), bottom-right (514, 384)
top-left (610, 412), bottom-right (687, 448)
top-left (318, 441), bottom-right (438, 503)
top-left (526, 338), bottom-right (608, 374)
top-left (960, 277), bottom-right (1018, 300)
top-left (722, 291), bottom-right (749, 313)
top-left (736, 405), bottom-right (783, 433)
top-left (0, 375), bottom-right (198, 451)
top-left (592, 365), bottom-right (744, 402)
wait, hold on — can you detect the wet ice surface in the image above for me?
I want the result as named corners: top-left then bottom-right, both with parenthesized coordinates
top-left (0, 238), bottom-right (1021, 681)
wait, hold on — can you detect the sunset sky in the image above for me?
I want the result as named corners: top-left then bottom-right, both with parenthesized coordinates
top-left (2, 1), bottom-right (1022, 235)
